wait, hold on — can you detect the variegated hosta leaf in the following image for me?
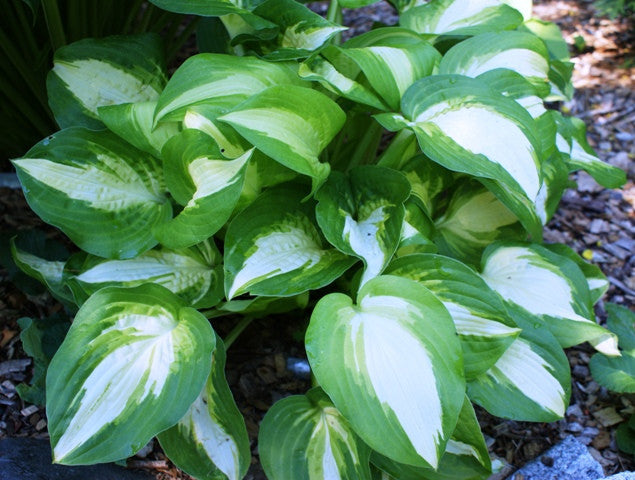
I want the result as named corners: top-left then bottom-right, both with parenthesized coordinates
top-left (315, 166), bottom-right (411, 288)
top-left (252, 0), bottom-right (346, 60)
top-left (306, 275), bottom-right (465, 468)
top-left (480, 243), bottom-right (619, 355)
top-left (46, 284), bottom-right (215, 464)
top-left (475, 70), bottom-right (547, 119)
top-left (153, 53), bottom-right (303, 124)
top-left (158, 333), bottom-right (250, 480)
top-left (259, 388), bottom-right (372, 480)
top-left (554, 114), bottom-right (626, 189)
top-left (149, 0), bottom-right (264, 16)
top-left (400, 154), bottom-right (454, 218)
top-left (64, 242), bottom-right (223, 309)
top-left (219, 85), bottom-right (345, 193)
top-left (400, 0), bottom-right (524, 37)
top-left (224, 184), bottom-right (355, 299)
top-left (98, 101), bottom-right (180, 158)
top-left (207, 292), bottom-right (309, 319)
top-left (47, 33), bottom-right (167, 129)
top-left (337, 28), bottom-right (441, 111)
top-left (371, 396), bottom-right (492, 480)
top-left (386, 254), bottom-right (520, 378)
top-left (375, 74), bottom-right (545, 239)
top-left (543, 242), bottom-right (609, 305)
top-left (439, 32), bottom-right (551, 97)
top-left (396, 200), bottom-right (438, 257)
top-left (467, 312), bottom-right (571, 421)
top-left (433, 179), bottom-right (525, 264)
top-left (12, 128), bottom-right (171, 259)
top-left (154, 129), bottom-right (253, 249)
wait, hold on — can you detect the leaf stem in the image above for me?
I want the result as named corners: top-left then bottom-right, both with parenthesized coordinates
top-left (223, 316), bottom-right (254, 349)
top-left (326, 0), bottom-right (343, 45)
top-left (41, 0), bottom-right (66, 50)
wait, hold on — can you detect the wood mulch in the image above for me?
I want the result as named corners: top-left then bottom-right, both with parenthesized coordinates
top-left (1, 1), bottom-right (633, 478)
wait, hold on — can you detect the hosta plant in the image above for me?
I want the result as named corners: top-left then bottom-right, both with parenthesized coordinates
top-left (10, 0), bottom-right (628, 478)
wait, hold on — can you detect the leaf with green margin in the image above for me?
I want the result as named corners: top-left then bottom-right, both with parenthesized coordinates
top-left (519, 19), bottom-right (570, 62)
top-left (375, 74), bottom-right (545, 239)
top-left (396, 200), bottom-right (438, 257)
top-left (400, 1), bottom-right (523, 37)
top-left (46, 284), bottom-right (215, 465)
top-left (219, 85), bottom-right (345, 194)
top-left (15, 314), bottom-right (71, 406)
top-left (259, 387), bottom-right (372, 480)
top-left (480, 242), bottom-right (619, 356)
top-left (154, 129), bottom-right (253, 249)
top-left (371, 396), bottom-right (492, 480)
top-left (153, 53), bottom-right (302, 124)
top-left (439, 31), bottom-right (551, 97)
top-left (64, 242), bottom-right (223, 309)
top-left (252, 0), bottom-right (346, 60)
top-left (206, 293), bottom-right (309, 319)
top-left (315, 166), bottom-right (410, 288)
top-left (338, 0), bottom-right (380, 8)
top-left (158, 333), bottom-right (250, 480)
top-left (547, 59), bottom-right (574, 101)
top-left (306, 275), bottom-right (465, 469)
top-left (47, 33), bottom-right (167, 129)
top-left (433, 179), bottom-right (525, 265)
top-left (337, 28), bottom-right (441, 110)
top-left (385, 253), bottom-right (520, 379)
top-left (400, 154), bottom-right (454, 218)
top-left (224, 184), bottom-right (356, 299)
top-left (542, 243), bottom-right (609, 305)
top-left (98, 101), bottom-right (180, 158)
top-left (475, 69), bottom-right (547, 118)
top-left (467, 307), bottom-right (571, 422)
top-left (12, 128), bottom-right (172, 260)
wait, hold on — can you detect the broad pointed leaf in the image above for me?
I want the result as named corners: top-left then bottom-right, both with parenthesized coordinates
top-left (396, 200), bottom-right (437, 257)
top-left (259, 388), bottom-right (372, 480)
top-left (65, 242), bottom-right (223, 309)
top-left (224, 184), bottom-right (355, 299)
top-left (12, 128), bottom-right (171, 259)
top-left (158, 333), bottom-right (250, 480)
top-left (315, 166), bottom-right (411, 288)
top-left (306, 275), bottom-right (465, 468)
top-left (47, 33), bottom-right (167, 129)
top-left (219, 85), bottom-right (345, 193)
top-left (154, 129), bottom-right (253, 249)
top-left (47, 284), bottom-right (215, 464)
top-left (480, 243), bottom-right (619, 355)
top-left (386, 254), bottom-right (520, 378)
top-left (153, 53), bottom-right (302, 124)
top-left (400, 154), bottom-right (454, 218)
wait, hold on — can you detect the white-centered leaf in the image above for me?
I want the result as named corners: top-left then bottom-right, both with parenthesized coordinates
top-left (47, 33), bottom-right (167, 129)
top-left (259, 388), bottom-right (372, 480)
top-left (306, 275), bottom-right (465, 468)
top-left (12, 128), bottom-right (171, 259)
top-left (46, 284), bottom-right (215, 464)
top-left (480, 242), bottom-right (619, 355)
top-left (224, 184), bottom-right (355, 299)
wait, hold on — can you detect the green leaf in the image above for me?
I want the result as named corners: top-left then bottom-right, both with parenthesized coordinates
top-left (375, 75), bottom-right (545, 239)
top-left (306, 275), bottom-right (465, 468)
top-left (153, 53), bottom-right (302, 124)
top-left (259, 388), bottom-right (372, 480)
top-left (47, 33), bottom-right (167, 129)
top-left (219, 85), bottom-right (345, 193)
top-left (400, 154), bottom-right (454, 218)
top-left (467, 316), bottom-right (571, 421)
top-left (158, 333), bottom-right (250, 480)
top-left (47, 284), bottom-right (215, 464)
top-left (149, 0), bottom-right (262, 16)
top-left (98, 101), bottom-right (180, 158)
top-left (65, 242), bottom-right (223, 309)
top-left (616, 415), bottom-right (635, 455)
top-left (480, 242), bottom-right (619, 355)
top-left (519, 19), bottom-right (571, 62)
top-left (433, 179), bottom-right (525, 264)
top-left (386, 254), bottom-right (520, 379)
top-left (207, 293), bottom-right (309, 319)
top-left (224, 184), bottom-right (355, 299)
top-left (605, 303), bottom-right (635, 353)
top-left (400, 1), bottom-right (524, 37)
top-left (154, 129), bottom-right (253, 249)
top-left (13, 128), bottom-right (172, 259)
top-left (439, 32), bottom-right (551, 97)
top-left (396, 200), bottom-right (438, 257)
top-left (315, 166), bottom-right (411, 288)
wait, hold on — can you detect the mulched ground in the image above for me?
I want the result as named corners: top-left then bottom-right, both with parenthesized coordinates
top-left (1, 1), bottom-right (633, 479)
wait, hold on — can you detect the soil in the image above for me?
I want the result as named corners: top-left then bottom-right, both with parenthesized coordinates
top-left (1, 1), bottom-right (634, 479)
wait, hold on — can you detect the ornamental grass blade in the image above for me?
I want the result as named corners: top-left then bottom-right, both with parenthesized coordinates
top-left (46, 284), bottom-right (215, 465)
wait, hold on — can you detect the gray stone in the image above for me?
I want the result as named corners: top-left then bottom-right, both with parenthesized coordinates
top-left (604, 473), bottom-right (635, 479)
top-left (509, 435), bottom-right (604, 480)
top-left (0, 438), bottom-right (153, 480)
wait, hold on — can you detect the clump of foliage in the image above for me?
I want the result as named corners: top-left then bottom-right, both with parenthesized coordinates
top-left (593, 0), bottom-right (635, 18)
top-left (10, 0), bottom-right (628, 478)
